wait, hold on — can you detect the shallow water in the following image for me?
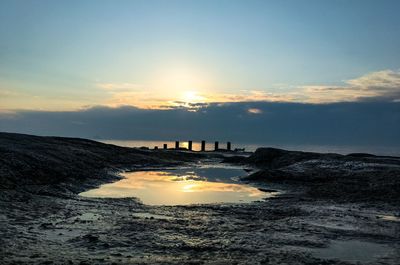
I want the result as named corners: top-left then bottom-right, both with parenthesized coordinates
top-left (313, 240), bottom-right (390, 262)
top-left (132, 212), bottom-right (175, 220)
top-left (378, 215), bottom-right (400, 222)
top-left (80, 167), bottom-right (271, 205)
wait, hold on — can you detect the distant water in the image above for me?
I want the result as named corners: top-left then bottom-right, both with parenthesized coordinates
top-left (97, 139), bottom-right (400, 156)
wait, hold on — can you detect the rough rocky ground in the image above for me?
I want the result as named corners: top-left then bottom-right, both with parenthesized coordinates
top-left (241, 147), bottom-right (400, 203)
top-left (0, 132), bottom-right (208, 191)
top-left (1, 133), bottom-right (399, 264)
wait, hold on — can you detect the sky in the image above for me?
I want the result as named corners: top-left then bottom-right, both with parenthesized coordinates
top-left (0, 0), bottom-right (400, 147)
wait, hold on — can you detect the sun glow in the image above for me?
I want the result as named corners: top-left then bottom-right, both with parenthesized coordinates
top-left (182, 182), bottom-right (199, 192)
top-left (181, 90), bottom-right (206, 103)
top-left (151, 64), bottom-right (213, 102)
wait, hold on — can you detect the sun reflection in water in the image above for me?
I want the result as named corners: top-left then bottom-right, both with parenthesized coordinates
top-left (80, 168), bottom-right (273, 205)
top-left (182, 182), bottom-right (198, 192)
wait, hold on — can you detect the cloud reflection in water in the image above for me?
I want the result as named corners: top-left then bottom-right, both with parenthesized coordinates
top-left (80, 168), bottom-right (271, 205)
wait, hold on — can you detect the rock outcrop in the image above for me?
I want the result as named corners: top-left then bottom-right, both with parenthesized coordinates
top-left (244, 148), bottom-right (400, 203)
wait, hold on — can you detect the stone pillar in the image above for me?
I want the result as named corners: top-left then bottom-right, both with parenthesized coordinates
top-left (227, 142), bottom-right (231, 151)
top-left (188, 141), bottom-right (193, 151)
top-left (175, 141), bottom-right (179, 149)
top-left (214, 141), bottom-right (219, 151)
top-left (201, 140), bottom-right (206, 151)
top-left (163, 144), bottom-right (167, 149)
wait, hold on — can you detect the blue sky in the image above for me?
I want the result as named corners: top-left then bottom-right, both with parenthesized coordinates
top-left (1, 0), bottom-right (400, 110)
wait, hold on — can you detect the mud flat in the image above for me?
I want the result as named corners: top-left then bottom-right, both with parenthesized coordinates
top-left (1, 133), bottom-right (399, 264)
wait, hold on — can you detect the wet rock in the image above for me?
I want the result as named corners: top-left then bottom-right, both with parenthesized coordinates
top-left (39, 222), bottom-right (53, 229)
top-left (244, 148), bottom-right (400, 203)
top-left (0, 132), bottom-right (208, 192)
top-left (82, 234), bottom-right (99, 243)
top-left (1, 133), bottom-right (400, 264)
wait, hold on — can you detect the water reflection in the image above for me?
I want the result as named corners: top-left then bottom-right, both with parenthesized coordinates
top-left (312, 240), bottom-right (390, 262)
top-left (80, 167), bottom-right (270, 205)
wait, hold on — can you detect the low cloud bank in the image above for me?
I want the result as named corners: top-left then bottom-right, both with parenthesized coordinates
top-left (1, 101), bottom-right (399, 146)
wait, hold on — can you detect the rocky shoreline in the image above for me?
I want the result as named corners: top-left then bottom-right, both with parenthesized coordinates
top-left (1, 132), bottom-right (399, 264)
top-left (238, 148), bottom-right (400, 204)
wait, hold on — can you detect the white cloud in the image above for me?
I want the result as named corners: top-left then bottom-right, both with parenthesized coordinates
top-left (299, 69), bottom-right (400, 103)
top-left (94, 69), bottom-right (400, 109)
top-left (247, 108), bottom-right (263, 114)
top-left (215, 70), bottom-right (400, 104)
top-left (347, 70), bottom-right (400, 89)
top-left (212, 90), bottom-right (299, 103)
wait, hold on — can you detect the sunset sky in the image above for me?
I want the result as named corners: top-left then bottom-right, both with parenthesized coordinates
top-left (1, 1), bottom-right (400, 147)
top-left (1, 0), bottom-right (400, 111)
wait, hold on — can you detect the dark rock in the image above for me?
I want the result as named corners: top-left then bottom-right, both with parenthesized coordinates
top-left (244, 148), bottom-right (400, 203)
top-left (82, 234), bottom-right (99, 243)
top-left (245, 147), bottom-right (341, 169)
top-left (0, 132), bottom-right (208, 193)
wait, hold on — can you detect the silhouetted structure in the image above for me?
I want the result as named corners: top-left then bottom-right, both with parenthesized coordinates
top-left (164, 140), bottom-right (232, 152)
top-left (188, 141), bottom-right (193, 151)
top-left (154, 146), bottom-right (158, 150)
top-left (201, 140), bottom-right (206, 151)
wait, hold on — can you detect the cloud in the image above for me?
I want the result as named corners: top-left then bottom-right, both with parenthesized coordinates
top-left (93, 70), bottom-right (400, 109)
top-left (91, 69), bottom-right (400, 111)
top-left (210, 90), bottom-right (298, 103)
top-left (95, 82), bottom-right (173, 109)
top-left (247, 108), bottom-right (263, 114)
top-left (1, 102), bottom-right (399, 147)
top-left (347, 70), bottom-right (400, 89)
top-left (299, 69), bottom-right (400, 103)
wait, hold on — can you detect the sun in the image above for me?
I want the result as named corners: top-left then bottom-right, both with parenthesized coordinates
top-left (182, 90), bottom-right (206, 103)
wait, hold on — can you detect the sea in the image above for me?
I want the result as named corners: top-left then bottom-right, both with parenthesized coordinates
top-left (96, 139), bottom-right (400, 156)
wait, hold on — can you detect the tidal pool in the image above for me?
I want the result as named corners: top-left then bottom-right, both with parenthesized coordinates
top-left (313, 240), bottom-right (390, 263)
top-left (80, 167), bottom-right (272, 205)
